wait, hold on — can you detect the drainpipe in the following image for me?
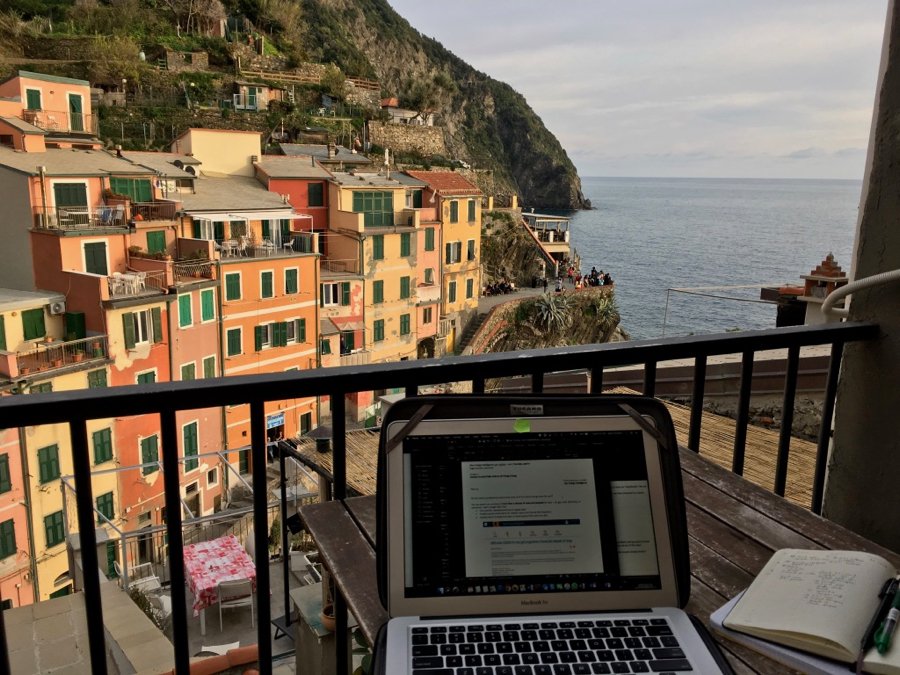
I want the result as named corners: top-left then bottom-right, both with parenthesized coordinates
top-left (18, 427), bottom-right (39, 602)
top-left (38, 166), bottom-right (48, 228)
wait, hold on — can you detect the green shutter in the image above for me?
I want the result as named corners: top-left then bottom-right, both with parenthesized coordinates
top-left (201, 289), bottom-right (214, 321)
top-left (93, 428), bottom-right (112, 464)
top-left (261, 272), bottom-right (273, 298)
top-left (468, 200), bottom-right (476, 222)
top-left (22, 308), bottom-right (46, 340)
top-left (25, 89), bottom-right (41, 110)
top-left (123, 312), bottom-right (136, 349)
top-left (178, 294), bottom-right (192, 328)
top-left (425, 228), bottom-right (434, 251)
top-left (203, 356), bottom-right (216, 378)
top-left (450, 201), bottom-right (459, 223)
top-left (309, 183), bottom-right (324, 207)
top-left (183, 422), bottom-right (198, 471)
top-left (151, 307), bottom-right (163, 343)
top-left (84, 242), bottom-right (108, 276)
top-left (146, 231), bottom-right (166, 254)
top-left (0, 455), bottom-right (10, 493)
top-left (0, 315), bottom-right (5, 351)
top-left (225, 273), bottom-right (240, 301)
top-left (285, 269), bottom-right (298, 294)
top-left (53, 183), bottom-right (87, 208)
top-left (0, 519), bottom-right (14, 559)
top-left (373, 280), bottom-right (383, 304)
top-left (401, 233), bottom-right (411, 257)
top-left (254, 325), bottom-right (264, 351)
top-left (227, 329), bottom-right (241, 356)
top-left (340, 282), bottom-right (350, 306)
top-left (192, 221), bottom-right (201, 239)
top-left (262, 220), bottom-right (271, 239)
top-left (273, 322), bottom-right (286, 347)
top-left (87, 369), bottom-right (107, 388)
top-left (298, 318), bottom-right (306, 342)
top-left (400, 277), bottom-right (410, 299)
top-left (141, 436), bottom-right (159, 475)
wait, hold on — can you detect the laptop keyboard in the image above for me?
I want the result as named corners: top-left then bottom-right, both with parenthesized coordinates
top-left (409, 617), bottom-right (692, 674)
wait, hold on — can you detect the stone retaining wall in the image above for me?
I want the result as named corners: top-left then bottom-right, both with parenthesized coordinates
top-left (368, 121), bottom-right (446, 157)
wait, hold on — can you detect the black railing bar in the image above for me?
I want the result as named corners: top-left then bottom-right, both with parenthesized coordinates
top-left (161, 408), bottom-right (190, 674)
top-left (0, 582), bottom-right (8, 675)
top-left (590, 366), bottom-right (604, 393)
top-left (812, 342), bottom-right (844, 515)
top-left (687, 356), bottom-right (707, 451)
top-left (332, 393), bottom-right (347, 501)
top-left (642, 361), bottom-right (657, 397)
top-left (472, 376), bottom-right (485, 394)
top-left (773, 345), bottom-right (801, 497)
top-left (0, 323), bottom-right (878, 427)
top-left (731, 351), bottom-right (755, 475)
top-left (69, 416), bottom-right (107, 675)
top-left (405, 385), bottom-right (418, 398)
top-left (250, 400), bottom-right (273, 673)
top-left (532, 371), bottom-right (544, 393)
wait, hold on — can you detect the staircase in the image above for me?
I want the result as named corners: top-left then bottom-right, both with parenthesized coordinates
top-left (455, 313), bottom-right (487, 354)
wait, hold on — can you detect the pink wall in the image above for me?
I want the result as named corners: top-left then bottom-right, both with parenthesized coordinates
top-left (0, 427), bottom-right (35, 607)
top-left (267, 177), bottom-right (329, 231)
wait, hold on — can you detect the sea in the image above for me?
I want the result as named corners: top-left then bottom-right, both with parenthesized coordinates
top-left (568, 177), bottom-right (861, 340)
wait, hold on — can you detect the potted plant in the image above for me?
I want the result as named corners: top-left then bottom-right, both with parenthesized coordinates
top-left (72, 350), bottom-right (85, 362)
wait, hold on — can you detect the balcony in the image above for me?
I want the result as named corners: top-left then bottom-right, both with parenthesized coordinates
top-left (4, 335), bottom-right (108, 378)
top-left (173, 259), bottom-right (215, 282)
top-left (0, 321), bottom-right (885, 674)
top-left (106, 270), bottom-right (167, 298)
top-left (339, 349), bottom-right (370, 367)
top-left (132, 201), bottom-right (180, 222)
top-left (321, 258), bottom-right (360, 275)
top-left (32, 205), bottom-right (129, 231)
top-left (21, 108), bottom-right (98, 135)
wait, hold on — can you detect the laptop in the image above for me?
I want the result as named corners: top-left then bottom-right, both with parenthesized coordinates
top-left (376, 395), bottom-right (729, 674)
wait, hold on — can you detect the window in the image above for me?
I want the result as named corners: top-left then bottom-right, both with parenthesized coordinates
top-left (424, 268), bottom-right (434, 285)
top-left (296, 318), bottom-right (307, 343)
top-left (372, 235), bottom-right (384, 260)
top-left (320, 337), bottom-right (331, 355)
top-left (260, 271), bottom-right (274, 299)
top-left (423, 307), bottom-right (433, 324)
top-left (285, 268), bottom-right (298, 295)
top-left (146, 230), bottom-right (166, 254)
top-left (200, 289), bottom-right (215, 322)
top-left (203, 355), bottom-right (216, 379)
top-left (22, 308), bottom-right (46, 341)
top-left (0, 519), bottom-right (14, 559)
top-left (468, 199), bottom-right (476, 222)
top-left (178, 294), bottom-right (192, 328)
top-left (408, 189), bottom-right (423, 208)
top-left (321, 282), bottom-right (350, 307)
top-left (340, 331), bottom-right (355, 354)
top-left (123, 308), bottom-right (162, 348)
top-left (424, 227), bottom-right (435, 251)
top-left (181, 362), bottom-right (196, 380)
top-left (400, 313), bottom-right (411, 336)
top-left (301, 412), bottom-right (312, 435)
top-left (92, 428), bottom-right (113, 464)
top-left (225, 273), bottom-right (241, 301)
top-left (449, 200), bottom-right (459, 223)
top-left (141, 435), bottom-right (159, 475)
top-left (84, 242), bottom-right (108, 276)
top-left (96, 491), bottom-right (114, 524)
top-left (0, 455), bottom-right (10, 493)
top-left (183, 421), bottom-right (198, 472)
top-left (400, 276), bottom-right (411, 299)
top-left (226, 328), bottom-right (242, 356)
top-left (25, 88), bottom-right (41, 110)
top-left (38, 444), bottom-right (60, 484)
top-left (400, 233), bottom-right (411, 257)
top-left (373, 280), bottom-right (384, 304)
top-left (45, 511), bottom-right (64, 548)
top-left (87, 369), bottom-right (107, 388)
top-left (374, 319), bottom-right (385, 342)
top-left (0, 315), bottom-right (5, 351)
top-left (207, 468), bottom-right (218, 486)
top-left (53, 183), bottom-right (87, 208)
top-left (308, 182), bottom-right (324, 207)
top-left (445, 242), bottom-right (461, 264)
top-left (31, 382), bottom-right (52, 394)
top-left (448, 281), bottom-right (457, 303)
top-left (255, 323), bottom-right (272, 351)
top-left (136, 370), bottom-right (156, 385)
top-left (109, 177), bottom-right (152, 202)
top-left (467, 239), bottom-right (476, 261)
top-left (466, 278), bottom-right (475, 299)
top-left (352, 191), bottom-right (394, 227)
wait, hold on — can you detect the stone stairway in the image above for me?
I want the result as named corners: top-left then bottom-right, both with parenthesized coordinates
top-left (455, 313), bottom-right (487, 354)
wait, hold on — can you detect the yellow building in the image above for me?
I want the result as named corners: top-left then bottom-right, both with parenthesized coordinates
top-left (170, 128), bottom-right (262, 177)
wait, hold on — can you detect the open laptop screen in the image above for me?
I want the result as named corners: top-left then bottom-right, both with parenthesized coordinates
top-left (400, 427), bottom-right (663, 601)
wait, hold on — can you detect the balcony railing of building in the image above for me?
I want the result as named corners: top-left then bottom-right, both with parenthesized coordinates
top-left (321, 258), bottom-right (360, 274)
top-left (0, 321), bottom-right (879, 674)
top-left (339, 349), bottom-right (370, 367)
top-left (32, 205), bottom-right (129, 231)
top-left (11, 335), bottom-right (108, 377)
top-left (107, 270), bottom-right (167, 298)
top-left (132, 201), bottom-right (180, 222)
top-left (173, 259), bottom-right (214, 282)
top-left (21, 108), bottom-right (98, 135)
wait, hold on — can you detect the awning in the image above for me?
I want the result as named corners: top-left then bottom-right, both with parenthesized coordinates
top-left (331, 318), bottom-right (365, 331)
top-left (189, 211), bottom-right (312, 222)
top-left (320, 318), bottom-right (341, 335)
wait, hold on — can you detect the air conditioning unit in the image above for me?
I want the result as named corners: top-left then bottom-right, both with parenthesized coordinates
top-left (49, 300), bottom-right (66, 315)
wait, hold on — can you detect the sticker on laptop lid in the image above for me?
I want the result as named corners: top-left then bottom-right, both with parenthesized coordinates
top-left (513, 418), bottom-right (531, 433)
top-left (509, 404), bottom-right (544, 416)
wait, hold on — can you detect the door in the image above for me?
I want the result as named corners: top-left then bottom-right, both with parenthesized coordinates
top-left (247, 87), bottom-right (258, 110)
top-left (68, 94), bottom-right (84, 132)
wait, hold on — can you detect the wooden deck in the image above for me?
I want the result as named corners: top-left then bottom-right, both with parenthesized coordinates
top-left (300, 448), bottom-right (900, 673)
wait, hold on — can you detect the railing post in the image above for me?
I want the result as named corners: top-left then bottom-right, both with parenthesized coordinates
top-left (731, 351), bottom-right (754, 475)
top-left (250, 400), bottom-right (272, 673)
top-left (688, 355), bottom-right (707, 451)
top-left (773, 345), bottom-right (800, 496)
top-left (642, 361), bottom-right (657, 397)
top-left (812, 342), bottom-right (844, 514)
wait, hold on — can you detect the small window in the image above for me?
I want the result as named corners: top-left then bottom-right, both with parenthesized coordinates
top-left (424, 268), bottom-right (434, 285)
top-left (92, 428), bottom-right (113, 464)
top-left (424, 227), bottom-right (435, 251)
top-left (38, 444), bottom-right (60, 484)
top-left (22, 308), bottom-right (46, 341)
top-left (226, 328), bottom-right (242, 356)
top-left (181, 362), bottom-right (196, 381)
top-left (141, 435), bottom-right (159, 475)
top-left (260, 271), bottom-right (274, 299)
top-left (178, 294), bottom-right (192, 328)
top-left (31, 382), bottom-right (52, 394)
top-left (146, 231), bottom-right (166, 254)
top-left (0, 454), bottom-right (11, 494)
top-left (87, 369), bottom-right (107, 388)
top-left (225, 273), bottom-right (241, 301)
top-left (123, 308), bottom-right (162, 348)
top-left (466, 278), bottom-right (474, 299)
top-left (183, 421), bottom-right (199, 472)
top-left (136, 370), bottom-right (156, 385)
top-left (308, 182), bottom-right (324, 207)
top-left (448, 281), bottom-right (457, 303)
top-left (25, 88), bottom-right (41, 111)
top-left (0, 519), bottom-right (15, 559)
top-left (96, 491), bottom-right (114, 525)
top-left (467, 239), bottom-right (476, 261)
top-left (423, 307), bottom-right (433, 324)
top-left (374, 319), bottom-right (385, 342)
top-left (207, 468), bottom-right (217, 486)
top-left (203, 355), bottom-right (216, 378)
top-left (320, 337), bottom-right (331, 355)
top-left (400, 313), bottom-right (411, 336)
top-left (400, 276), bottom-right (411, 299)
top-left (200, 289), bottom-right (215, 322)
top-left (468, 199), bottom-right (476, 222)
top-left (44, 511), bottom-right (65, 548)
top-left (285, 268), bottom-right (298, 295)
top-left (372, 235), bottom-right (384, 260)
top-left (400, 233), bottom-right (411, 257)
top-left (449, 201), bottom-right (459, 223)
top-left (373, 280), bottom-right (384, 304)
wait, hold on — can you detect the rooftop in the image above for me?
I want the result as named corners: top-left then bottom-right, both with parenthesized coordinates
top-left (0, 116), bottom-right (44, 134)
top-left (180, 176), bottom-right (292, 212)
top-left (0, 146), bottom-right (154, 177)
top-left (0, 287), bottom-right (64, 312)
top-left (254, 156), bottom-right (333, 180)
top-left (279, 143), bottom-right (372, 166)
top-left (404, 170), bottom-right (481, 196)
top-left (329, 171), bottom-right (407, 189)
top-left (121, 150), bottom-right (200, 179)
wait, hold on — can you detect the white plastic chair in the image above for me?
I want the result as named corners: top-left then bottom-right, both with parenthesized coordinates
top-left (217, 578), bottom-right (254, 631)
top-left (200, 641), bottom-right (239, 656)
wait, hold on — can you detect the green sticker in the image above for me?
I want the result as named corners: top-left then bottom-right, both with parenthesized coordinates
top-left (513, 419), bottom-right (531, 433)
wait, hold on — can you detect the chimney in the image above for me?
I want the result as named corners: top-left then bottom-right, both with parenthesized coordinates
top-left (327, 142), bottom-right (337, 159)
top-left (115, 144), bottom-right (122, 158)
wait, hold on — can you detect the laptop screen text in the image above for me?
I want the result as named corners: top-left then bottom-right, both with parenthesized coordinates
top-left (402, 429), bottom-right (663, 599)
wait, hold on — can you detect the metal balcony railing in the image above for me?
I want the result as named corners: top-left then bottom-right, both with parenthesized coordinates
top-left (32, 205), bottom-right (128, 231)
top-left (132, 201), bottom-right (179, 222)
top-left (173, 259), bottom-right (213, 281)
top-left (21, 109), bottom-right (98, 135)
top-left (0, 321), bottom-right (880, 674)
top-left (15, 336), bottom-right (108, 375)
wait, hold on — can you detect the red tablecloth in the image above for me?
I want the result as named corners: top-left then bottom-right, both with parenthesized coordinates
top-left (183, 534), bottom-right (256, 615)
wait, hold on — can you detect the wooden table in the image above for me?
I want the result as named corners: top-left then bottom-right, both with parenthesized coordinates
top-left (299, 448), bottom-right (900, 674)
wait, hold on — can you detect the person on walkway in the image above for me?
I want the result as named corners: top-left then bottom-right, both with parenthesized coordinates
top-left (542, 277), bottom-right (549, 292)
top-left (556, 278), bottom-right (563, 293)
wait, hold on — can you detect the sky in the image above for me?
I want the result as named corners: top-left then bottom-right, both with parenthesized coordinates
top-left (386, 1), bottom-right (888, 179)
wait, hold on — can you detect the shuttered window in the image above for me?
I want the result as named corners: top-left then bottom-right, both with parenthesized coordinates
top-left (92, 428), bottom-right (113, 464)
top-left (308, 183), bottom-right (324, 207)
top-left (373, 280), bottom-right (383, 304)
top-left (22, 308), bottom-right (45, 340)
top-left (141, 436), bottom-right (159, 475)
top-left (261, 271), bottom-right (274, 298)
top-left (183, 422), bottom-right (198, 472)
top-left (200, 289), bottom-right (215, 321)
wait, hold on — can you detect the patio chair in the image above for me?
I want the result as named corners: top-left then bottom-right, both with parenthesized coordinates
top-left (199, 641), bottom-right (239, 656)
top-left (217, 579), bottom-right (254, 631)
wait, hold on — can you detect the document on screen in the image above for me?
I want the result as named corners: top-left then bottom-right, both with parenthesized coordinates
top-left (461, 459), bottom-right (603, 577)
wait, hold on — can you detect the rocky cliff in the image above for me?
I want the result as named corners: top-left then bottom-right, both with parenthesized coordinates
top-left (294, 0), bottom-right (590, 209)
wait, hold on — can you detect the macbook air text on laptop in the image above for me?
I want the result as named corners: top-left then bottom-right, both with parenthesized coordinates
top-left (376, 396), bottom-right (727, 674)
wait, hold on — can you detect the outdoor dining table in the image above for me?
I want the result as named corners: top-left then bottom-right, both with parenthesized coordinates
top-left (183, 533), bottom-right (256, 636)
